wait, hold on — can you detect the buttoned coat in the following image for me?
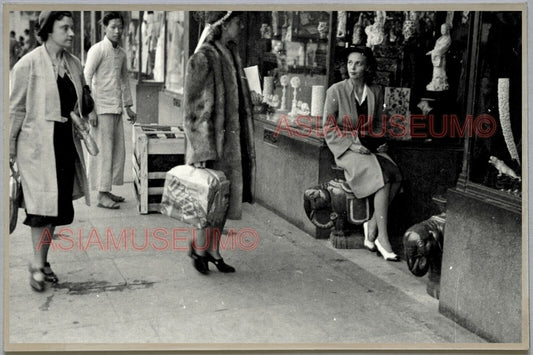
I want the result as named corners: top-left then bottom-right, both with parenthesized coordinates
top-left (183, 41), bottom-right (255, 220)
top-left (323, 79), bottom-right (394, 198)
top-left (84, 36), bottom-right (133, 115)
top-left (9, 46), bottom-right (90, 216)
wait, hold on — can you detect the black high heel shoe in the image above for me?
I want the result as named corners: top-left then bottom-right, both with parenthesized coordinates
top-left (188, 243), bottom-right (209, 274)
top-left (205, 251), bottom-right (235, 273)
top-left (43, 262), bottom-right (59, 283)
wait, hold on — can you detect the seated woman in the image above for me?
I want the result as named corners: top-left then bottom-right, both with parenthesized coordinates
top-left (323, 46), bottom-right (402, 261)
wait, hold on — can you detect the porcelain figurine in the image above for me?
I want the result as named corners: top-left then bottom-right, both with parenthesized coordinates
top-left (337, 11), bottom-right (347, 38)
top-left (489, 156), bottom-right (521, 181)
top-left (280, 75), bottom-right (289, 111)
top-left (365, 11), bottom-right (386, 48)
top-left (290, 76), bottom-right (301, 116)
top-left (352, 13), bottom-right (364, 45)
top-left (426, 23), bottom-right (452, 92)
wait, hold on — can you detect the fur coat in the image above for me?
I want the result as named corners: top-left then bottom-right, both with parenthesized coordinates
top-left (183, 40), bottom-right (255, 220)
top-left (9, 45), bottom-right (90, 216)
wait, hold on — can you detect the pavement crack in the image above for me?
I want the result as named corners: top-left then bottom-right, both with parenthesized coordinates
top-left (38, 294), bottom-right (54, 311)
top-left (111, 259), bottom-right (129, 285)
top-left (52, 280), bottom-right (156, 295)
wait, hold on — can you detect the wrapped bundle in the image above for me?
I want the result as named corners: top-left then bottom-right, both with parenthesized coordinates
top-left (160, 165), bottom-right (230, 228)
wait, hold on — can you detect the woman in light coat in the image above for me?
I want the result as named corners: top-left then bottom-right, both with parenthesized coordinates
top-left (10, 11), bottom-right (90, 291)
top-left (323, 46), bottom-right (402, 261)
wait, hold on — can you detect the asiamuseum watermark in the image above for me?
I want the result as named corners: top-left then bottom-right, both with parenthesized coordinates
top-left (273, 113), bottom-right (497, 139)
top-left (36, 227), bottom-right (260, 252)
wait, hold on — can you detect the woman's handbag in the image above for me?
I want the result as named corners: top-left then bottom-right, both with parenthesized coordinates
top-left (81, 85), bottom-right (95, 117)
top-left (70, 110), bottom-right (99, 156)
top-left (9, 161), bottom-right (22, 234)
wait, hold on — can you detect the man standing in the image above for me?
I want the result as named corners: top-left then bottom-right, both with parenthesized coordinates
top-left (85, 12), bottom-right (136, 209)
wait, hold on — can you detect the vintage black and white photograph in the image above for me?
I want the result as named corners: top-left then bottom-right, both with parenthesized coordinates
top-left (4, 2), bottom-right (527, 351)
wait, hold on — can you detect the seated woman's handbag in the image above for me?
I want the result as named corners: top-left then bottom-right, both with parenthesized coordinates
top-left (9, 162), bottom-right (23, 234)
top-left (304, 179), bottom-right (370, 231)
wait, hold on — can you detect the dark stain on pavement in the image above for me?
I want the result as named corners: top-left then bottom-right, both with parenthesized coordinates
top-left (39, 295), bottom-right (54, 311)
top-left (52, 280), bottom-right (155, 295)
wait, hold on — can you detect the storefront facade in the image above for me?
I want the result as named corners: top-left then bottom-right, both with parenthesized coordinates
top-left (122, 10), bottom-right (523, 342)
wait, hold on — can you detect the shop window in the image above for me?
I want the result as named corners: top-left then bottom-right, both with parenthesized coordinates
top-left (333, 11), bottom-right (470, 142)
top-left (126, 11), bottom-right (140, 73)
top-left (247, 11), bottom-right (332, 119)
top-left (165, 11), bottom-right (187, 94)
top-left (81, 11), bottom-right (92, 64)
top-left (467, 12), bottom-right (522, 196)
top-left (141, 11), bottom-right (164, 80)
top-left (125, 11), bottom-right (165, 81)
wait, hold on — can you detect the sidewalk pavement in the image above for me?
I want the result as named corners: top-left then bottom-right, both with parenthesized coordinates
top-left (6, 122), bottom-right (486, 348)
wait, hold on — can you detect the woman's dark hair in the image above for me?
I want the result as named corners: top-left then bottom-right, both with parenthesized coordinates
top-left (343, 45), bottom-right (377, 83)
top-left (36, 11), bottom-right (72, 42)
top-left (102, 11), bottom-right (124, 27)
top-left (201, 11), bottom-right (243, 41)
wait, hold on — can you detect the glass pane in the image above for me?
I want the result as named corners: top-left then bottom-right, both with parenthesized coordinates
top-left (140, 11), bottom-right (165, 80)
top-left (81, 11), bottom-right (92, 65)
top-left (165, 11), bottom-right (186, 93)
top-left (468, 12), bottom-right (522, 195)
top-left (249, 11), bottom-right (331, 118)
top-left (126, 11), bottom-right (140, 72)
top-left (332, 11), bottom-right (471, 142)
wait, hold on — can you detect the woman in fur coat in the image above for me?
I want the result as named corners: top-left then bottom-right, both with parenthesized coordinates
top-left (183, 11), bottom-right (256, 274)
top-left (9, 11), bottom-right (90, 291)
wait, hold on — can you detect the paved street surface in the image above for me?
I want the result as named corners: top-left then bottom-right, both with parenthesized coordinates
top-left (6, 122), bottom-right (486, 348)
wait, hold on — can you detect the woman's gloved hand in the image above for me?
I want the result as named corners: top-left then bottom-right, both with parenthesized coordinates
top-left (349, 143), bottom-right (371, 155)
top-left (376, 143), bottom-right (388, 153)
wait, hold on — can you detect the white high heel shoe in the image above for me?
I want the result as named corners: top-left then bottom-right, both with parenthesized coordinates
top-left (363, 222), bottom-right (376, 252)
top-left (375, 239), bottom-right (400, 262)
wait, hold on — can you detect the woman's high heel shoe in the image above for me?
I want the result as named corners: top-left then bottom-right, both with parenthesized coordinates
top-left (28, 264), bottom-right (45, 292)
top-left (188, 243), bottom-right (209, 275)
top-left (375, 239), bottom-right (400, 262)
top-left (43, 262), bottom-right (58, 283)
top-left (363, 222), bottom-right (376, 252)
top-left (205, 251), bottom-right (235, 273)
